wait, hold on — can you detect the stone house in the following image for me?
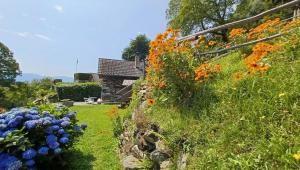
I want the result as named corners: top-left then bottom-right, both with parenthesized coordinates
top-left (98, 57), bottom-right (144, 102)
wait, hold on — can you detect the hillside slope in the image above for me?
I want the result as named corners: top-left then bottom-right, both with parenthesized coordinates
top-left (139, 30), bottom-right (300, 169)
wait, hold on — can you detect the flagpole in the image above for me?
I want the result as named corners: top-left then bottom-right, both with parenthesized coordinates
top-left (76, 58), bottom-right (78, 73)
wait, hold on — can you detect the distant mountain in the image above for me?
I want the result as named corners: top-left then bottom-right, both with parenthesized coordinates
top-left (16, 73), bottom-right (73, 82)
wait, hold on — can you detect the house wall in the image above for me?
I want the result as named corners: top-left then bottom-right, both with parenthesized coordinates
top-left (100, 75), bottom-right (139, 102)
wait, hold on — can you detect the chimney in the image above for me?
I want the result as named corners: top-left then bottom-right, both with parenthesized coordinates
top-left (135, 55), bottom-right (140, 68)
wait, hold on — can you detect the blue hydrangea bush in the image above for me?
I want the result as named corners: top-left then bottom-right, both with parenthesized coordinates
top-left (0, 106), bottom-right (87, 169)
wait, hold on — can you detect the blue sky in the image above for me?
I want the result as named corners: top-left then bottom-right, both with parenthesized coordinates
top-left (0, 0), bottom-right (169, 77)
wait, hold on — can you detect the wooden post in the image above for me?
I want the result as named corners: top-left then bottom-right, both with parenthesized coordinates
top-left (294, 4), bottom-right (300, 20)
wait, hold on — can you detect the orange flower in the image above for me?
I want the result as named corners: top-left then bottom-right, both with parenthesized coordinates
top-left (248, 18), bottom-right (281, 39)
top-left (208, 41), bottom-right (217, 46)
top-left (282, 19), bottom-right (300, 33)
top-left (147, 99), bottom-right (156, 106)
top-left (244, 42), bottom-right (279, 74)
top-left (225, 44), bottom-right (231, 48)
top-left (229, 28), bottom-right (246, 39)
top-left (234, 72), bottom-right (243, 80)
top-left (158, 80), bottom-right (166, 89)
top-left (194, 63), bottom-right (221, 81)
top-left (106, 106), bottom-right (119, 119)
top-left (146, 28), bottom-right (191, 86)
top-left (214, 64), bottom-right (221, 72)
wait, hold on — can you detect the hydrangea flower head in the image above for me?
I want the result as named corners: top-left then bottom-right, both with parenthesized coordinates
top-left (66, 112), bottom-right (76, 119)
top-left (22, 148), bottom-right (37, 160)
top-left (42, 120), bottom-right (51, 126)
top-left (0, 124), bottom-right (7, 131)
top-left (51, 125), bottom-right (60, 131)
top-left (54, 148), bottom-right (62, 154)
top-left (58, 129), bottom-right (65, 135)
top-left (0, 119), bottom-right (6, 124)
top-left (80, 123), bottom-right (88, 130)
top-left (48, 141), bottom-right (60, 149)
top-left (25, 159), bottom-right (35, 166)
top-left (62, 117), bottom-right (70, 122)
top-left (24, 120), bottom-right (37, 129)
top-left (46, 134), bottom-right (57, 143)
top-left (38, 146), bottom-right (49, 155)
top-left (45, 127), bottom-right (53, 134)
top-left (29, 109), bottom-right (38, 115)
top-left (74, 125), bottom-right (81, 132)
top-left (0, 153), bottom-right (22, 170)
top-left (59, 137), bottom-right (69, 144)
top-left (62, 133), bottom-right (70, 138)
top-left (51, 120), bottom-right (61, 125)
top-left (61, 121), bottom-right (70, 128)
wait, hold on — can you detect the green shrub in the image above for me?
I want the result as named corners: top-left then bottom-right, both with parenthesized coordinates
top-left (0, 78), bottom-right (58, 109)
top-left (74, 73), bottom-right (92, 82)
top-left (56, 83), bottom-right (101, 101)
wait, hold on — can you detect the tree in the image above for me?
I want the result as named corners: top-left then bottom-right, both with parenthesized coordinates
top-left (167, 0), bottom-right (239, 42)
top-left (233, 0), bottom-right (293, 20)
top-left (0, 42), bottom-right (21, 86)
top-left (122, 34), bottom-right (150, 61)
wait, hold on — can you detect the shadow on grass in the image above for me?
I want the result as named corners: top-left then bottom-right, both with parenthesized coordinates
top-left (64, 149), bottom-right (96, 170)
top-left (35, 150), bottom-right (96, 170)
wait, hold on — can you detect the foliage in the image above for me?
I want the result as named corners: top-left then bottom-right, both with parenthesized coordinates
top-left (74, 73), bottom-right (92, 82)
top-left (0, 42), bottom-right (21, 86)
top-left (146, 28), bottom-right (221, 104)
top-left (56, 82), bottom-right (101, 101)
top-left (0, 105), bottom-right (87, 169)
top-left (122, 34), bottom-right (151, 61)
top-left (0, 83), bottom-right (35, 109)
top-left (0, 78), bottom-right (57, 109)
top-left (167, 0), bottom-right (239, 41)
top-left (233, 0), bottom-right (293, 20)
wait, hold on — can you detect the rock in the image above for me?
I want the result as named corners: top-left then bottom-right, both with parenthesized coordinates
top-left (137, 135), bottom-right (156, 152)
top-left (177, 153), bottom-right (188, 170)
top-left (150, 150), bottom-right (170, 164)
top-left (124, 142), bottom-right (134, 154)
top-left (150, 123), bottom-right (160, 132)
top-left (160, 160), bottom-right (172, 169)
top-left (136, 130), bottom-right (157, 152)
top-left (131, 145), bottom-right (145, 159)
top-left (131, 111), bottom-right (137, 120)
top-left (155, 140), bottom-right (167, 152)
top-left (123, 155), bottom-right (143, 169)
top-left (140, 101), bottom-right (147, 110)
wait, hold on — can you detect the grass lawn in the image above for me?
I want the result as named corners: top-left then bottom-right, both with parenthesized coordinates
top-left (66, 105), bottom-right (121, 170)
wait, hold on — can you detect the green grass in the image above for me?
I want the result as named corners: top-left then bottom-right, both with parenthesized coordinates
top-left (66, 105), bottom-right (121, 170)
top-left (141, 33), bottom-right (300, 169)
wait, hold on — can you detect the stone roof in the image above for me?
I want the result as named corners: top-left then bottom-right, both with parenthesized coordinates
top-left (98, 58), bottom-right (143, 78)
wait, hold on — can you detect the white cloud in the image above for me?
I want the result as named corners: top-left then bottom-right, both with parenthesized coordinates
top-left (54, 5), bottom-right (64, 13)
top-left (17, 32), bottom-right (30, 38)
top-left (0, 29), bottom-right (51, 41)
top-left (35, 34), bottom-right (51, 41)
